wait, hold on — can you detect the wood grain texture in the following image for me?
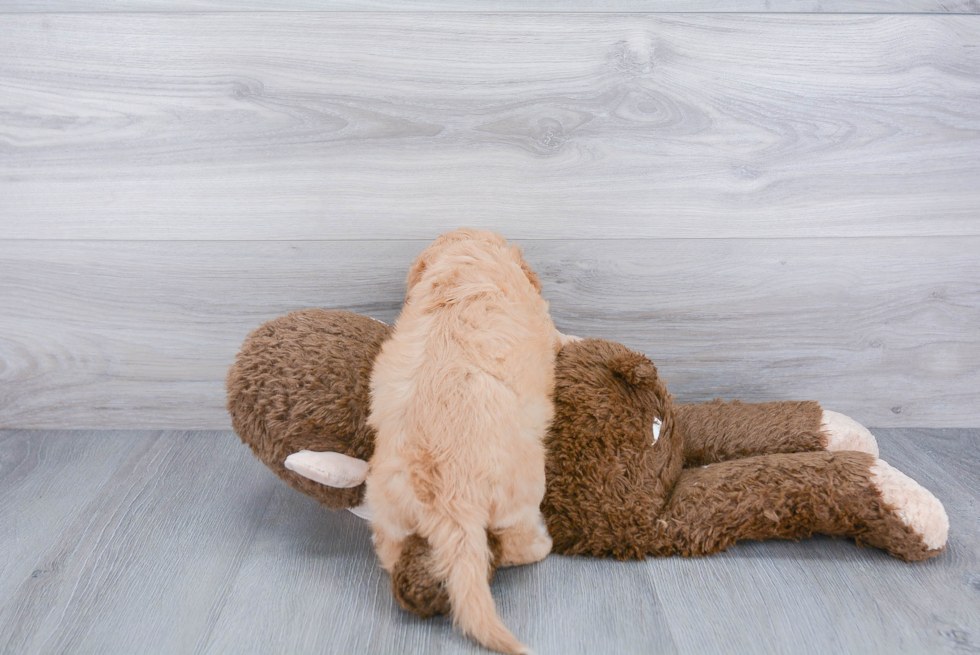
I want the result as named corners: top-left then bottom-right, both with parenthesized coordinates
top-left (1, 237), bottom-right (976, 429)
top-left (652, 428), bottom-right (980, 655)
top-left (199, 484), bottom-right (453, 655)
top-left (4, 1), bottom-right (980, 12)
top-left (0, 430), bottom-right (278, 655)
top-left (2, 13), bottom-right (979, 239)
top-left (846, 428), bottom-right (980, 654)
top-left (0, 431), bottom-right (143, 599)
top-left (0, 429), bottom-right (976, 654)
top-left (201, 484), bottom-right (679, 655)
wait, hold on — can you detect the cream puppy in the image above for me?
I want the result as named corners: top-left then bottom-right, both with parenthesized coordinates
top-left (366, 229), bottom-right (557, 655)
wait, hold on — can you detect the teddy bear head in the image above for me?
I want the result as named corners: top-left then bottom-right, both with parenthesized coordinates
top-left (542, 337), bottom-right (682, 558)
top-left (226, 309), bottom-right (391, 510)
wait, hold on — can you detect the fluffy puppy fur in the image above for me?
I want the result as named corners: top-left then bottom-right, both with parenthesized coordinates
top-left (365, 229), bottom-right (558, 655)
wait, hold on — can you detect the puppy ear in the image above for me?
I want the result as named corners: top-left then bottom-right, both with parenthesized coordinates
top-left (520, 259), bottom-right (543, 293)
top-left (406, 252), bottom-right (430, 295)
top-left (608, 351), bottom-right (658, 387)
top-left (407, 230), bottom-right (475, 294)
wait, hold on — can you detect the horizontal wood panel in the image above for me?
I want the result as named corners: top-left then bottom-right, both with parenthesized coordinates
top-left (1, 14), bottom-right (979, 239)
top-left (0, 237), bottom-right (976, 428)
top-left (4, 1), bottom-right (979, 12)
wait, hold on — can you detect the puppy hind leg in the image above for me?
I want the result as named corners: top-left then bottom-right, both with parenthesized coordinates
top-left (493, 509), bottom-right (552, 567)
top-left (372, 521), bottom-right (407, 574)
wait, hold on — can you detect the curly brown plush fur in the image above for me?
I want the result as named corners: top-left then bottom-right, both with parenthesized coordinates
top-left (541, 341), bottom-right (939, 562)
top-left (676, 399), bottom-right (827, 466)
top-left (541, 339), bottom-right (683, 559)
top-left (392, 533), bottom-right (504, 618)
top-left (646, 451), bottom-right (939, 562)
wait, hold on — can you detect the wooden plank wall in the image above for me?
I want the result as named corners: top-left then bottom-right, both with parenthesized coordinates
top-left (5, 1), bottom-right (980, 12)
top-left (1, 5), bottom-right (978, 428)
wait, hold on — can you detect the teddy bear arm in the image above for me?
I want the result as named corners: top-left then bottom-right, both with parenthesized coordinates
top-left (284, 450), bottom-right (369, 488)
top-left (650, 450), bottom-right (946, 561)
top-left (677, 399), bottom-right (831, 466)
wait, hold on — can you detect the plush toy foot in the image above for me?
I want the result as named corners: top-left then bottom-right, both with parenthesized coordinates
top-left (871, 459), bottom-right (948, 554)
top-left (391, 535), bottom-right (452, 618)
top-left (821, 410), bottom-right (879, 457)
top-left (283, 450), bottom-right (374, 518)
top-left (348, 503), bottom-right (373, 520)
top-left (283, 450), bottom-right (369, 488)
top-left (391, 531), bottom-right (505, 619)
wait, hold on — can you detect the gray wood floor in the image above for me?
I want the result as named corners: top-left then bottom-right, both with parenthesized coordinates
top-left (0, 428), bottom-right (977, 655)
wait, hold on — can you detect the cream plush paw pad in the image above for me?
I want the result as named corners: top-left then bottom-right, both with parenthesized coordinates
top-left (821, 410), bottom-right (879, 457)
top-left (871, 459), bottom-right (949, 551)
top-left (284, 450), bottom-right (369, 488)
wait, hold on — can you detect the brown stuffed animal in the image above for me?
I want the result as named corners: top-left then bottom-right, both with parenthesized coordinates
top-left (227, 309), bottom-right (948, 619)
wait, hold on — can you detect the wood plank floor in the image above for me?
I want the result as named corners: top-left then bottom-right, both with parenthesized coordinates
top-left (0, 429), bottom-right (977, 655)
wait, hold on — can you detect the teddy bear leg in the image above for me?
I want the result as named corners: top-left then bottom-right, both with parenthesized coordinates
top-left (390, 531), bottom-right (505, 618)
top-left (391, 534), bottom-right (452, 618)
top-left (371, 521), bottom-right (408, 574)
top-left (868, 458), bottom-right (947, 552)
top-left (676, 400), bottom-right (878, 466)
top-left (650, 451), bottom-right (947, 562)
top-left (820, 410), bottom-right (879, 457)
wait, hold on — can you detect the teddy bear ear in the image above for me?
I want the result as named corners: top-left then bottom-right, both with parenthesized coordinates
top-left (608, 351), bottom-right (658, 387)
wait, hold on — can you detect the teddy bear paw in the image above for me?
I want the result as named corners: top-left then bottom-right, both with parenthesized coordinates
top-left (821, 410), bottom-right (879, 457)
top-left (871, 459), bottom-right (948, 552)
top-left (283, 450), bottom-right (369, 488)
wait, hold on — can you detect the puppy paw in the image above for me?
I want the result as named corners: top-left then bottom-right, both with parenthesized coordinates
top-left (871, 459), bottom-right (948, 552)
top-left (821, 410), bottom-right (879, 457)
top-left (498, 519), bottom-right (553, 567)
top-left (525, 529), bottom-right (554, 564)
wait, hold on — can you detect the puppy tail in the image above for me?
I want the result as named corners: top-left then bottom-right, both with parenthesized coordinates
top-left (427, 517), bottom-right (528, 655)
